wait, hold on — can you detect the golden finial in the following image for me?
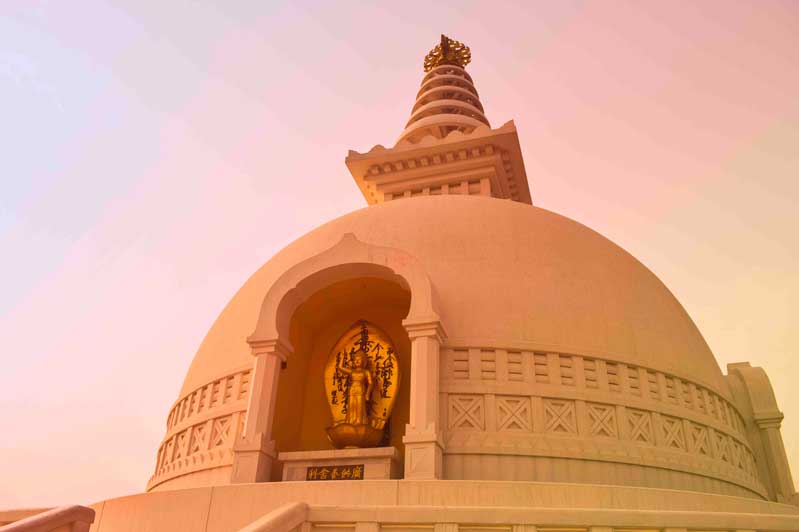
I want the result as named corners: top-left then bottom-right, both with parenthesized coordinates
top-left (423, 34), bottom-right (471, 72)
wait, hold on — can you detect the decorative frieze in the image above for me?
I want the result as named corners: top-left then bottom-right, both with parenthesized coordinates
top-left (149, 368), bottom-right (251, 490)
top-left (148, 411), bottom-right (243, 490)
top-left (166, 367), bottom-right (251, 430)
top-left (443, 349), bottom-right (747, 440)
top-left (441, 347), bottom-right (763, 493)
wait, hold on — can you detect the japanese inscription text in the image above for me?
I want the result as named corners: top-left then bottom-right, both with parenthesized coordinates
top-left (305, 464), bottom-right (365, 481)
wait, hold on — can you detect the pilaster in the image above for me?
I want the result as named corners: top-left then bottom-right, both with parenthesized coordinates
top-left (231, 337), bottom-right (291, 483)
top-left (231, 432), bottom-right (276, 484)
top-left (402, 318), bottom-right (447, 479)
top-left (755, 411), bottom-right (795, 503)
top-left (727, 362), bottom-right (796, 502)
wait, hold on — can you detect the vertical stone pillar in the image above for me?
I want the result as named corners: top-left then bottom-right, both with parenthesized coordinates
top-left (231, 338), bottom-right (291, 484)
top-left (755, 412), bottom-right (795, 503)
top-left (727, 362), bottom-right (796, 503)
top-left (402, 319), bottom-right (447, 479)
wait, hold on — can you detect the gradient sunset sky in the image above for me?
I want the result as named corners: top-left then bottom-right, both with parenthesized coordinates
top-left (1, 1), bottom-right (797, 508)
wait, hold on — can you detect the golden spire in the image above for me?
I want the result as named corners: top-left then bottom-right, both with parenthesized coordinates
top-left (423, 34), bottom-right (471, 72)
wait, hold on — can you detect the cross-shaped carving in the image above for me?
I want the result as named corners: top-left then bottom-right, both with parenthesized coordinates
top-left (544, 399), bottom-right (576, 433)
top-left (714, 432), bottom-right (730, 463)
top-left (449, 395), bottom-right (485, 430)
top-left (690, 423), bottom-right (711, 456)
top-left (161, 440), bottom-right (174, 467)
top-left (730, 439), bottom-right (743, 469)
top-left (189, 424), bottom-right (207, 455)
top-left (587, 403), bottom-right (617, 438)
top-left (211, 416), bottom-right (231, 448)
top-left (661, 415), bottom-right (686, 450)
top-left (497, 396), bottom-right (532, 431)
top-left (628, 409), bottom-right (652, 443)
top-left (173, 431), bottom-right (188, 459)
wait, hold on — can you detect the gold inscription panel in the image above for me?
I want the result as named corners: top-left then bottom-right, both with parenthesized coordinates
top-left (305, 464), bottom-right (364, 481)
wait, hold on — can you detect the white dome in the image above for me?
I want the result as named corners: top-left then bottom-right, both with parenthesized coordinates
top-left (183, 195), bottom-right (726, 396)
top-left (150, 195), bottom-right (764, 499)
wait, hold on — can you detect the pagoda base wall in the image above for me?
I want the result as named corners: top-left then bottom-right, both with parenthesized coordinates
top-left (147, 465), bottom-right (233, 492)
top-left (78, 480), bottom-right (799, 532)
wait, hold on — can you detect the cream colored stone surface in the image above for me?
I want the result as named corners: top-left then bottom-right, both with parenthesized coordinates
top-left (236, 502), bottom-right (306, 532)
top-left (178, 195), bottom-right (731, 407)
top-left (0, 510), bottom-right (51, 527)
top-left (0, 505), bottom-right (95, 532)
top-left (151, 194), bottom-right (792, 494)
top-left (90, 488), bottom-right (213, 532)
top-left (278, 447), bottom-right (401, 480)
top-left (345, 121), bottom-right (531, 206)
top-left (202, 481), bottom-right (397, 532)
top-left (399, 64), bottom-right (490, 144)
top-left (84, 481), bottom-right (799, 532)
top-left (727, 362), bottom-right (796, 502)
top-left (148, 365), bottom-right (250, 490)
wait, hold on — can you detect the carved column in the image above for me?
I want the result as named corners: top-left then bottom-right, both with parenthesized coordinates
top-left (755, 411), bottom-right (796, 503)
top-left (231, 338), bottom-right (291, 483)
top-left (727, 362), bottom-right (796, 502)
top-left (402, 318), bottom-right (446, 479)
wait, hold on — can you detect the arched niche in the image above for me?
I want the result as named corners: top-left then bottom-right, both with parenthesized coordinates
top-left (234, 233), bottom-right (445, 482)
top-left (272, 276), bottom-right (412, 462)
top-left (249, 233), bottom-right (441, 346)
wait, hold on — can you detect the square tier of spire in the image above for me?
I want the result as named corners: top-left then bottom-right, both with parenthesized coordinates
top-left (345, 121), bottom-right (532, 205)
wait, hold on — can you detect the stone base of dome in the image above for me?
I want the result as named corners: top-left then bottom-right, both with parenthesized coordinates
top-left (67, 480), bottom-right (799, 532)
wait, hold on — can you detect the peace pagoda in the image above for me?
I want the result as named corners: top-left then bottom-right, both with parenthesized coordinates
top-left (3, 35), bottom-right (798, 532)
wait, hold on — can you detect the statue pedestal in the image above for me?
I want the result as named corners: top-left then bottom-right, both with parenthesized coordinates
top-left (278, 446), bottom-right (401, 481)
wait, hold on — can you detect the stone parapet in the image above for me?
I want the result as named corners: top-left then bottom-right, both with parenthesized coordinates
top-left (147, 367), bottom-right (251, 491)
top-left (0, 505), bottom-right (94, 532)
top-left (440, 346), bottom-right (766, 497)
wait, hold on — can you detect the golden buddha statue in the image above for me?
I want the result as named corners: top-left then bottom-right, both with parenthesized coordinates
top-left (324, 321), bottom-right (401, 448)
top-left (337, 348), bottom-right (373, 426)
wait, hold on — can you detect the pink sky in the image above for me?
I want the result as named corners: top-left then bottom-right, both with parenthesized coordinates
top-left (1, 1), bottom-right (797, 508)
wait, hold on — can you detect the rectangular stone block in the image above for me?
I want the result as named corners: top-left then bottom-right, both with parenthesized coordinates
top-left (278, 447), bottom-right (401, 481)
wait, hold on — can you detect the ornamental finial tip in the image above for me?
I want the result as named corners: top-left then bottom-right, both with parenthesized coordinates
top-left (424, 34), bottom-right (471, 72)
